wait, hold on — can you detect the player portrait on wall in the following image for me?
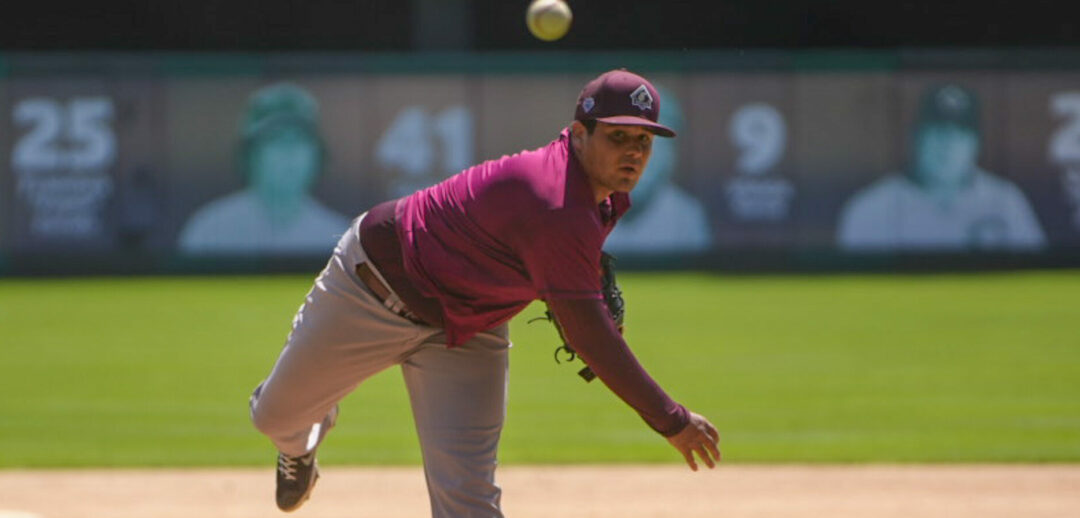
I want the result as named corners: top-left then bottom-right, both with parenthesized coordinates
top-left (247, 69), bottom-right (721, 517)
top-left (837, 83), bottom-right (1046, 251)
top-left (178, 82), bottom-right (349, 255)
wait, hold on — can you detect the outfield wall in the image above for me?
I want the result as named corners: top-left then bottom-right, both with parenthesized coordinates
top-left (2, 50), bottom-right (1080, 274)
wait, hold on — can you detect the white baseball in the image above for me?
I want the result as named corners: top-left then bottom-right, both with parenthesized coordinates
top-left (526, 0), bottom-right (573, 42)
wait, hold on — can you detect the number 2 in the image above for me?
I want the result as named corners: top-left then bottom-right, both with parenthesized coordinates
top-left (1050, 92), bottom-right (1080, 166)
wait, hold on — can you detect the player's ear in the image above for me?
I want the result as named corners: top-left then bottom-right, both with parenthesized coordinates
top-left (570, 120), bottom-right (587, 149)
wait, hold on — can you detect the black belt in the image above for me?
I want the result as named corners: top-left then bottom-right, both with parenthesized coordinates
top-left (355, 262), bottom-right (425, 324)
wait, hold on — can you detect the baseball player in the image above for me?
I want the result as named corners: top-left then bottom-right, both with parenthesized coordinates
top-left (248, 69), bottom-right (721, 516)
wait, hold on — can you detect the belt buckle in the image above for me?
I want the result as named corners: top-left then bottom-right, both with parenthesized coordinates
top-left (385, 295), bottom-right (423, 324)
top-left (359, 262), bottom-right (423, 324)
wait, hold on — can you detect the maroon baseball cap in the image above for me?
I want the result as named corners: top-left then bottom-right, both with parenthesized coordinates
top-left (574, 68), bottom-right (676, 137)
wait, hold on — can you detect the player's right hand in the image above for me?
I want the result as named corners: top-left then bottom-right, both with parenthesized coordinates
top-left (666, 411), bottom-right (720, 471)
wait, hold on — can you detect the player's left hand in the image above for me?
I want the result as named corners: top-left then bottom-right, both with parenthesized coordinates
top-left (666, 411), bottom-right (720, 471)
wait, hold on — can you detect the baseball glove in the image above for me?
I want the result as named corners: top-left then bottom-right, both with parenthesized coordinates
top-left (532, 251), bottom-right (625, 382)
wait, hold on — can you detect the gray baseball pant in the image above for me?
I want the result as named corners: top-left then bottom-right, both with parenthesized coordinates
top-left (249, 213), bottom-right (511, 518)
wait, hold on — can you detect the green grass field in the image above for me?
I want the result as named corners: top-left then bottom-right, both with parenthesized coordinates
top-left (1, 271), bottom-right (1078, 468)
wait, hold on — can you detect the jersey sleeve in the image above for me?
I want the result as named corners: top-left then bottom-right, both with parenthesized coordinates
top-left (548, 297), bottom-right (691, 436)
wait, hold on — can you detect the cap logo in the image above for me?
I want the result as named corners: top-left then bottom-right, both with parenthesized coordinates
top-left (936, 85), bottom-right (970, 116)
top-left (582, 96), bottom-right (595, 114)
top-left (629, 85), bottom-right (653, 112)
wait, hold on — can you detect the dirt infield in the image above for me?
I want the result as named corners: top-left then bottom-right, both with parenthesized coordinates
top-left (1, 465), bottom-right (1077, 518)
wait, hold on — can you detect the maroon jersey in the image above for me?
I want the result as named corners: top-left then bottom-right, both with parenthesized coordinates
top-left (396, 127), bottom-right (629, 347)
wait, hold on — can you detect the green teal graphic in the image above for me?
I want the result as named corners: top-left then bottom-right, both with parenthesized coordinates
top-left (178, 83), bottom-right (348, 255)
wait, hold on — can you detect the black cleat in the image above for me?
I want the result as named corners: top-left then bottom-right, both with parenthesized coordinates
top-left (276, 451), bottom-right (319, 512)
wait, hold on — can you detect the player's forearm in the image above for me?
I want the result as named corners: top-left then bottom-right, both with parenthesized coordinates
top-left (548, 298), bottom-right (690, 436)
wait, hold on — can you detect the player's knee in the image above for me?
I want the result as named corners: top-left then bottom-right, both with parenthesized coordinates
top-left (421, 424), bottom-right (502, 459)
top-left (248, 384), bottom-right (287, 436)
top-left (250, 404), bottom-right (282, 436)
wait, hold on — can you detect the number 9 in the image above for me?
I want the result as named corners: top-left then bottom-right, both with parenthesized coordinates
top-left (729, 103), bottom-right (786, 175)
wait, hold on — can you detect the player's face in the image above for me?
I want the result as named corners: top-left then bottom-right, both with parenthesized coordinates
top-left (573, 121), bottom-right (654, 202)
top-left (250, 127), bottom-right (320, 201)
top-left (914, 124), bottom-right (978, 189)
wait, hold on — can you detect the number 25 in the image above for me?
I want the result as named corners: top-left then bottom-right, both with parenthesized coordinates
top-left (12, 97), bottom-right (117, 171)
